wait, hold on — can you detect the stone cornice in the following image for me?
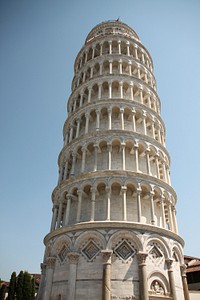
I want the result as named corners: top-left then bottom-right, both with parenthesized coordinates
top-left (67, 74), bottom-right (160, 112)
top-left (64, 99), bottom-right (164, 136)
top-left (44, 221), bottom-right (184, 247)
top-left (59, 129), bottom-right (170, 165)
top-left (52, 169), bottom-right (177, 201)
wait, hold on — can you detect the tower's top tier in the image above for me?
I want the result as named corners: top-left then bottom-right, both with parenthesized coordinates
top-left (85, 20), bottom-right (140, 44)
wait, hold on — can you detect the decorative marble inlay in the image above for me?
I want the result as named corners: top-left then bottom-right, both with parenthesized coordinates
top-left (149, 243), bottom-right (163, 264)
top-left (58, 244), bottom-right (69, 263)
top-left (114, 240), bottom-right (136, 261)
top-left (81, 240), bottom-right (101, 261)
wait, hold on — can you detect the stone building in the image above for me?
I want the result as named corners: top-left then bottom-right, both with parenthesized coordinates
top-left (37, 21), bottom-right (190, 300)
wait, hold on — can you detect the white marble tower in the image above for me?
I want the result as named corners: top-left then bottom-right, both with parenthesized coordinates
top-left (37, 21), bottom-right (190, 300)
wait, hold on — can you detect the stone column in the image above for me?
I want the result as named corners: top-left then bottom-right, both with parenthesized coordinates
top-left (56, 197), bottom-right (63, 229)
top-left (64, 130), bottom-right (69, 146)
top-left (98, 84), bottom-right (102, 100)
top-left (69, 125), bottom-right (73, 142)
top-left (137, 252), bottom-right (148, 300)
top-left (63, 159), bottom-right (68, 180)
top-left (88, 87), bottom-right (92, 103)
top-left (137, 68), bottom-right (141, 79)
top-left (155, 154), bottom-right (160, 179)
top-left (71, 153), bottom-right (76, 176)
top-left (151, 117), bottom-right (156, 139)
top-left (137, 187), bottom-right (142, 222)
top-left (44, 257), bottom-right (56, 300)
top-left (90, 187), bottom-right (96, 221)
top-left (96, 108), bottom-right (100, 131)
top-left (118, 40), bottom-right (121, 54)
top-left (160, 195), bottom-right (166, 228)
top-left (145, 148), bottom-right (151, 175)
top-left (109, 82), bottom-right (112, 98)
top-left (85, 112), bottom-right (90, 134)
top-left (81, 147), bottom-right (87, 172)
top-left (121, 186), bottom-right (127, 221)
top-left (75, 118), bottom-right (81, 138)
top-left (108, 143), bottom-right (112, 170)
top-left (166, 259), bottom-right (177, 300)
top-left (126, 41), bottom-right (130, 56)
top-left (130, 81), bottom-right (134, 100)
top-left (101, 250), bottom-right (113, 300)
top-left (180, 264), bottom-right (190, 300)
top-left (109, 60), bottom-right (112, 74)
top-left (50, 205), bottom-right (58, 231)
top-left (100, 43), bottom-right (103, 56)
top-left (80, 92), bottom-right (84, 106)
top-left (134, 47), bottom-right (138, 59)
top-left (168, 203), bottom-right (174, 231)
top-left (108, 108), bottom-right (112, 130)
top-left (85, 51), bottom-right (88, 63)
top-left (106, 187), bottom-right (111, 221)
top-left (119, 59), bottom-right (122, 74)
top-left (119, 82), bottom-right (123, 99)
top-left (172, 205), bottom-right (178, 234)
top-left (142, 110), bottom-right (147, 135)
top-left (128, 61), bottom-right (132, 76)
top-left (121, 142), bottom-right (126, 170)
top-left (134, 144), bottom-right (139, 172)
top-left (120, 108), bottom-right (124, 130)
top-left (76, 189), bottom-right (82, 222)
top-left (67, 252), bottom-right (80, 300)
top-left (64, 195), bottom-right (71, 225)
top-left (92, 47), bottom-right (95, 59)
top-left (132, 108), bottom-right (136, 131)
top-left (94, 144), bottom-right (98, 171)
top-left (149, 191), bottom-right (155, 225)
top-left (139, 88), bottom-right (143, 104)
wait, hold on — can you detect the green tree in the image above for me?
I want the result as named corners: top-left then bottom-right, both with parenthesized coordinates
top-left (22, 272), bottom-right (31, 300)
top-left (30, 277), bottom-right (35, 300)
top-left (7, 272), bottom-right (16, 300)
top-left (16, 271), bottom-right (24, 300)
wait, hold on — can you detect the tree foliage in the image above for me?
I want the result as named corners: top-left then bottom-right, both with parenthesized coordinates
top-left (16, 271), bottom-right (24, 300)
top-left (22, 272), bottom-right (31, 300)
top-left (7, 272), bottom-right (16, 300)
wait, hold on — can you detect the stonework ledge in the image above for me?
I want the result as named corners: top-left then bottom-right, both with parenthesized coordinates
top-left (44, 221), bottom-right (184, 246)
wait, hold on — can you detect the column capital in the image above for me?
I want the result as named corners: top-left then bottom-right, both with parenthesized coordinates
top-left (77, 189), bottom-right (83, 195)
top-left (120, 107), bottom-right (124, 113)
top-left (46, 256), bottom-right (56, 269)
top-left (166, 258), bottom-right (174, 270)
top-left (40, 262), bottom-right (47, 275)
top-left (121, 186), bottom-right (127, 193)
top-left (137, 252), bottom-right (148, 265)
top-left (101, 250), bottom-right (113, 264)
top-left (90, 187), bottom-right (97, 194)
top-left (67, 252), bottom-right (80, 264)
top-left (106, 186), bottom-right (111, 193)
top-left (180, 264), bottom-right (187, 276)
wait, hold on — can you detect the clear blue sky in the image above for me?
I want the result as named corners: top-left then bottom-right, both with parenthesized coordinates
top-left (0, 0), bottom-right (200, 281)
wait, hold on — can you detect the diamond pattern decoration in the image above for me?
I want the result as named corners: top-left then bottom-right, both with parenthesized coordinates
top-left (58, 244), bottom-right (69, 263)
top-left (81, 240), bottom-right (100, 261)
top-left (114, 240), bottom-right (136, 261)
top-left (149, 244), bottom-right (163, 265)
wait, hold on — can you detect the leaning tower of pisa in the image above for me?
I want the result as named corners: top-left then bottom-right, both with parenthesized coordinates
top-left (37, 21), bottom-right (190, 300)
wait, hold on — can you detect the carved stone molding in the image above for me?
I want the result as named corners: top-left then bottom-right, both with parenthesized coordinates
top-left (40, 263), bottom-right (47, 275)
top-left (46, 256), bottom-right (56, 269)
top-left (137, 252), bottom-right (148, 265)
top-left (67, 252), bottom-right (80, 264)
top-left (101, 250), bottom-right (113, 264)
